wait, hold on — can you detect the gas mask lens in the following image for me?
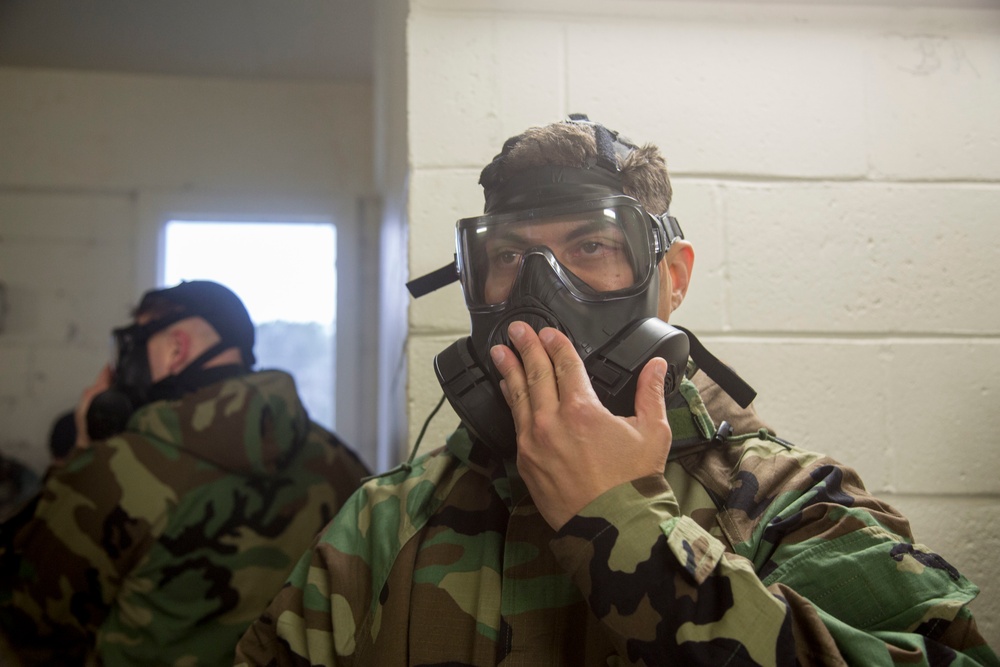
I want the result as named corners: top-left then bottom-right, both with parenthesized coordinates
top-left (458, 198), bottom-right (658, 308)
top-left (111, 324), bottom-right (144, 374)
top-left (109, 318), bottom-right (174, 393)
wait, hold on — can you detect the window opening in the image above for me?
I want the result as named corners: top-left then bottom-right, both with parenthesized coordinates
top-left (163, 220), bottom-right (338, 430)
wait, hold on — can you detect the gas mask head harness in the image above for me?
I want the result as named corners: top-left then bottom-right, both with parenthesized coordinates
top-left (408, 118), bottom-right (715, 458)
top-left (86, 280), bottom-right (256, 440)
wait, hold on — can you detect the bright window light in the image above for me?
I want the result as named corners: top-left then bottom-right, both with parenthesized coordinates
top-left (164, 220), bottom-right (338, 429)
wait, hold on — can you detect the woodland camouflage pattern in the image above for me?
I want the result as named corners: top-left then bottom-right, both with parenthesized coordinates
top-left (0, 370), bottom-right (369, 666)
top-left (236, 368), bottom-right (998, 666)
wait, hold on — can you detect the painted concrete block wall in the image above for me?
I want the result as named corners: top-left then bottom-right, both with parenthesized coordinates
top-left (404, 0), bottom-right (1000, 643)
top-left (0, 68), bottom-right (373, 473)
top-left (373, 0), bottom-right (414, 473)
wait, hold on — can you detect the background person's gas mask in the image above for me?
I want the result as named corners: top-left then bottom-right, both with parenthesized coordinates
top-left (86, 313), bottom-right (231, 439)
top-left (411, 166), bottom-right (689, 459)
top-left (84, 314), bottom-right (183, 440)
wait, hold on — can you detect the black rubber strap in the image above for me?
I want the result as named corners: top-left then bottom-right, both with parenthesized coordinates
top-left (663, 215), bottom-right (684, 243)
top-left (593, 123), bottom-right (620, 173)
top-left (674, 325), bottom-right (757, 409)
top-left (407, 260), bottom-right (459, 298)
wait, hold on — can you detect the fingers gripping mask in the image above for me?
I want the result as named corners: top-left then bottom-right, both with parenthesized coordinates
top-left (411, 162), bottom-right (689, 458)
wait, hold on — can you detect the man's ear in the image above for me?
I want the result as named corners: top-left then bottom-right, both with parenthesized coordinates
top-left (166, 328), bottom-right (192, 375)
top-left (662, 240), bottom-right (694, 313)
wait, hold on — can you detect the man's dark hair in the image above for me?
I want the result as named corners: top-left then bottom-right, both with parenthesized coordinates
top-left (478, 119), bottom-right (673, 215)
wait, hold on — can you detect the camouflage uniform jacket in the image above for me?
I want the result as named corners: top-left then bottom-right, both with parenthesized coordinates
top-left (0, 369), bottom-right (370, 666)
top-left (235, 370), bottom-right (997, 666)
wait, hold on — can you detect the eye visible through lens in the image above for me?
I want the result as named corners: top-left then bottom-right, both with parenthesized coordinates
top-left (479, 215), bottom-right (638, 304)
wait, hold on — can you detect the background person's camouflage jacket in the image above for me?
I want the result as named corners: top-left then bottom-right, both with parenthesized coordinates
top-left (0, 369), bottom-right (370, 666)
top-left (236, 367), bottom-right (997, 667)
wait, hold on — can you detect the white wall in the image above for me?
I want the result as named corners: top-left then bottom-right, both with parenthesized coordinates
top-left (404, 0), bottom-right (1000, 644)
top-left (0, 67), bottom-right (374, 472)
top-left (373, 0), bottom-right (413, 473)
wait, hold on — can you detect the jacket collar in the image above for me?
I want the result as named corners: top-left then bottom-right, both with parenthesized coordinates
top-left (444, 365), bottom-right (743, 512)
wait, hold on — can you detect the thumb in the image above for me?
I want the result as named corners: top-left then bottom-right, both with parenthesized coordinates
top-left (634, 357), bottom-right (669, 426)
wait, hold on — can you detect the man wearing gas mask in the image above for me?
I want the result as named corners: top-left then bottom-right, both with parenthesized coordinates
top-left (235, 118), bottom-right (996, 666)
top-left (0, 280), bottom-right (370, 666)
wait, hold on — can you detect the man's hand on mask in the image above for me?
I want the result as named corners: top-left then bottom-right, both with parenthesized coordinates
top-left (73, 364), bottom-right (114, 450)
top-left (490, 321), bottom-right (672, 531)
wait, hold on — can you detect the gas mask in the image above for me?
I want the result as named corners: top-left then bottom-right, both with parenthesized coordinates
top-left (86, 313), bottom-right (234, 439)
top-left (411, 164), bottom-right (690, 458)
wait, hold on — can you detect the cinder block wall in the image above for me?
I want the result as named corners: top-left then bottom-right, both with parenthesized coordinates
top-left (0, 68), bottom-right (373, 473)
top-left (404, 0), bottom-right (1000, 643)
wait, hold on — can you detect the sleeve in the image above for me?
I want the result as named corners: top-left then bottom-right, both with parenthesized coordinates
top-left (235, 448), bottom-right (461, 667)
top-left (234, 486), bottom-right (374, 667)
top-left (549, 472), bottom-right (999, 667)
top-left (0, 441), bottom-right (155, 662)
top-left (233, 546), bottom-right (336, 667)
